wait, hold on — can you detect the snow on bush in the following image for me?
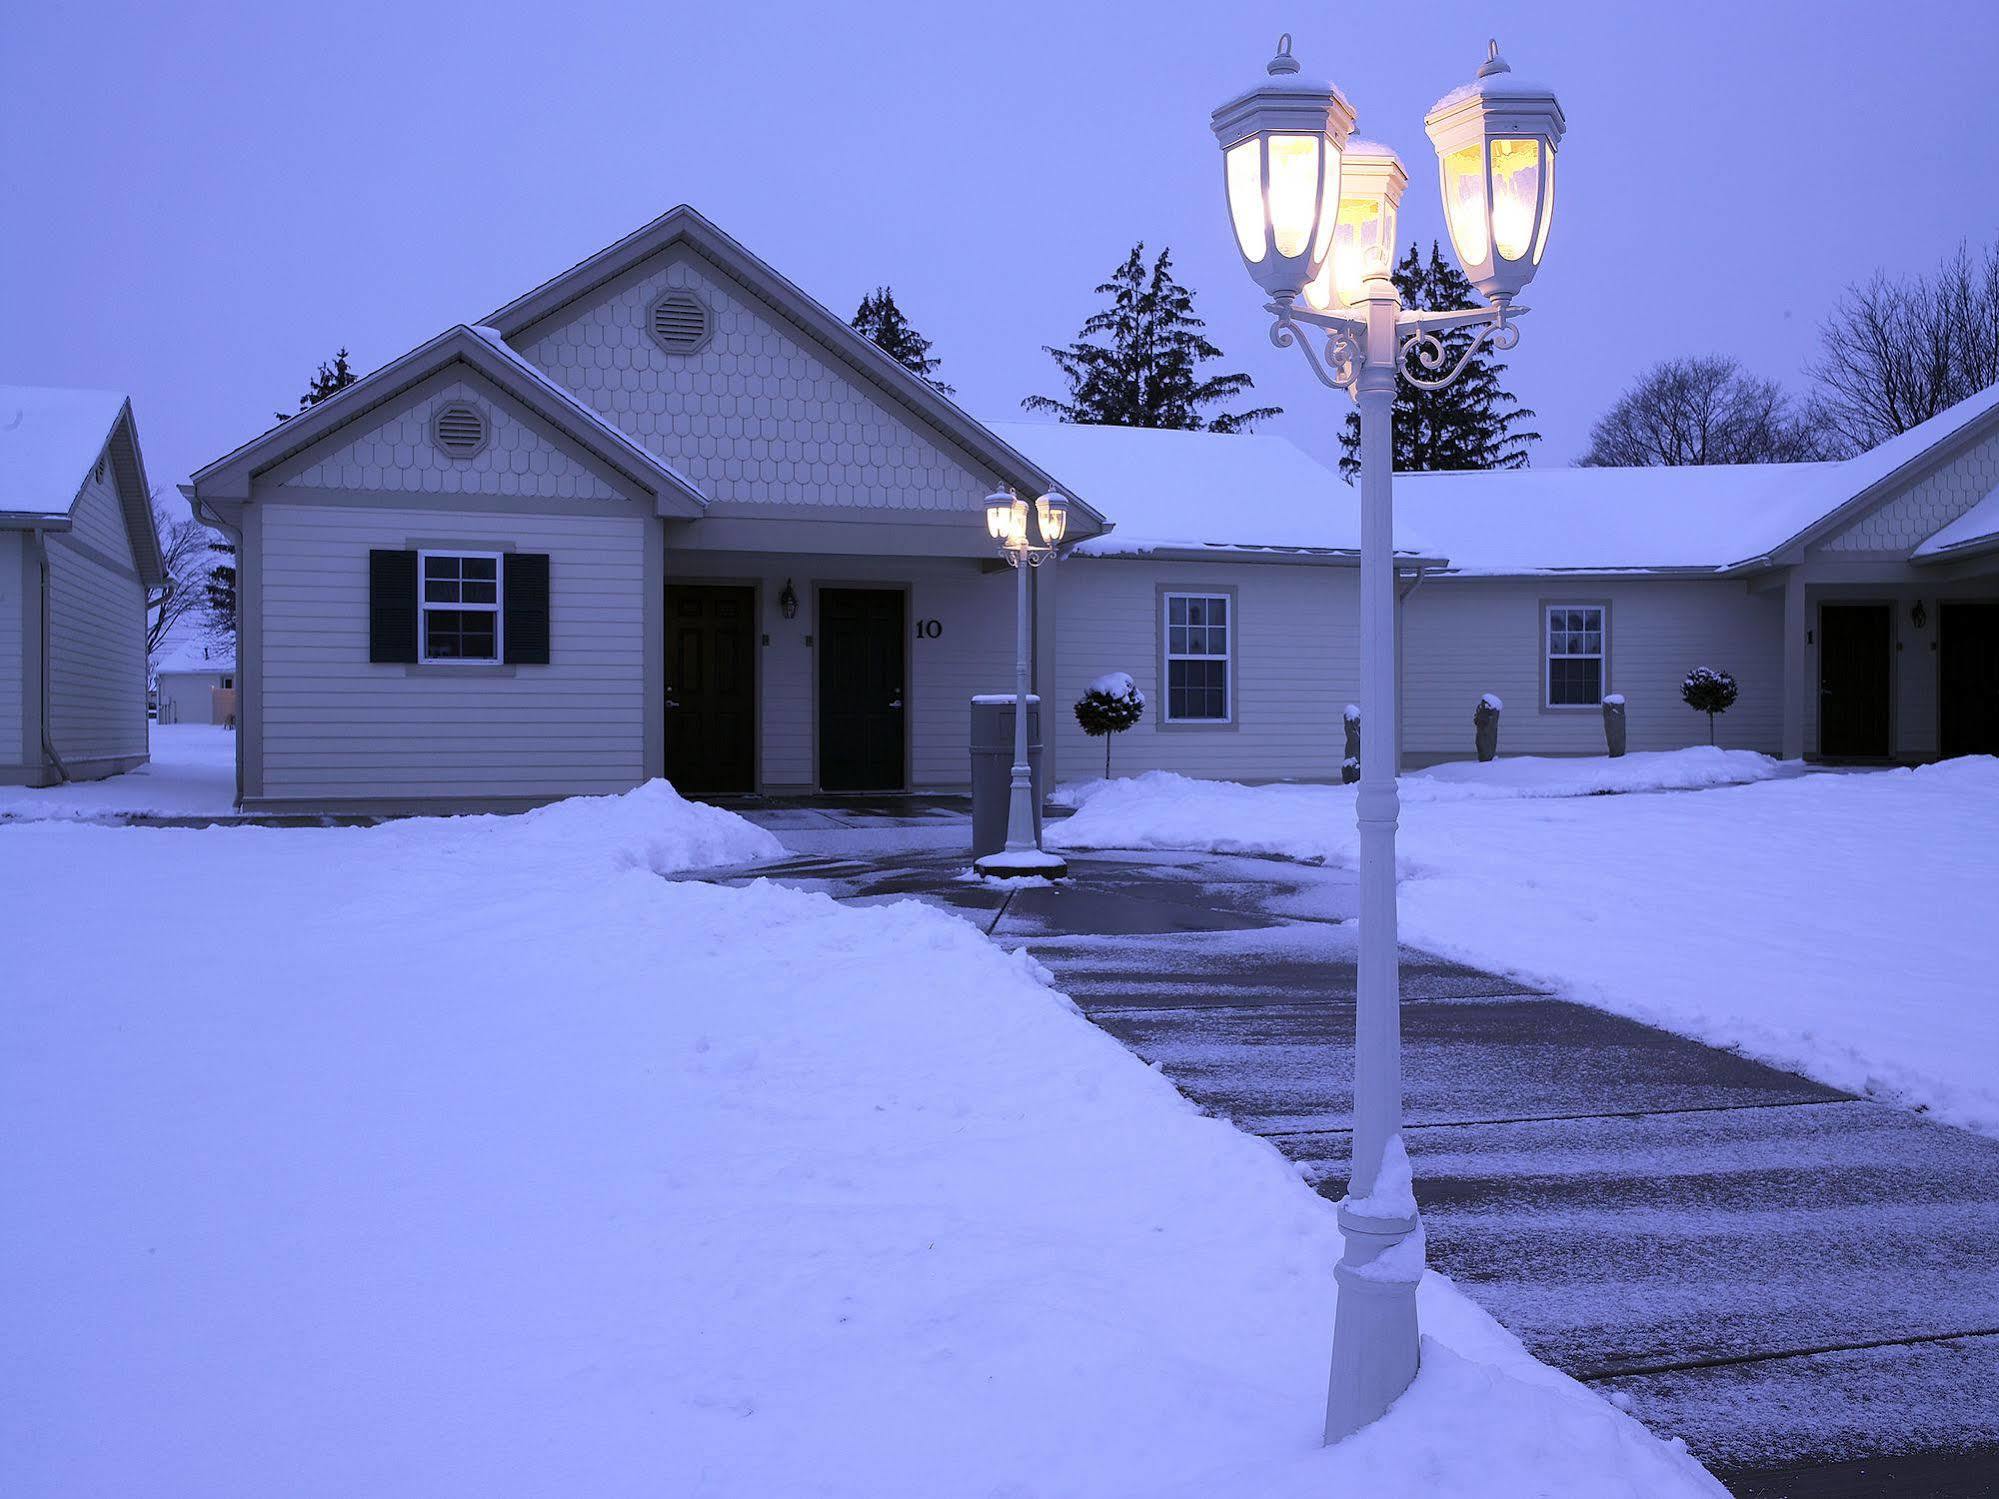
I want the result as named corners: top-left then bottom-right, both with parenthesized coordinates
top-left (1073, 671), bottom-right (1146, 778)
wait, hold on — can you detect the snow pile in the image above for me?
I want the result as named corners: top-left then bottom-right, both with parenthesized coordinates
top-left (0, 725), bottom-right (238, 821)
top-left (1051, 756), bottom-right (1999, 1135)
top-left (0, 810), bottom-right (1720, 1495)
top-left (1052, 747), bottom-right (1781, 819)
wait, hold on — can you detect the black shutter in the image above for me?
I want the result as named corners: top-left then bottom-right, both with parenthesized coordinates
top-left (504, 552), bottom-right (551, 665)
top-left (369, 550), bottom-right (419, 663)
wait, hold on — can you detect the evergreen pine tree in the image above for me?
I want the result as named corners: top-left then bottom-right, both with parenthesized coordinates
top-left (276, 348), bottom-right (360, 422)
top-left (1024, 245), bottom-right (1279, 432)
top-left (1337, 243), bottom-right (1539, 478)
top-left (851, 287), bottom-right (954, 395)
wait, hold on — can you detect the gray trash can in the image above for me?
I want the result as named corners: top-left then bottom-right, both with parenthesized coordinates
top-left (970, 694), bottom-right (1044, 860)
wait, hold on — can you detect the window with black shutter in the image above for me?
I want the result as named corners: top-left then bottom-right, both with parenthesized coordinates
top-left (503, 552), bottom-right (551, 665)
top-left (369, 550), bottom-right (419, 663)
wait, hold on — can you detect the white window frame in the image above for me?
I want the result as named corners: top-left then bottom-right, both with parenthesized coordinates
top-left (418, 549), bottom-right (505, 665)
top-left (1544, 601), bottom-right (1607, 709)
top-left (1163, 590), bottom-right (1234, 724)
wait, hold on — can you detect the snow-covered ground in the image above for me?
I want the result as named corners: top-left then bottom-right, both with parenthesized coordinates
top-left (1049, 752), bottom-right (1999, 1136)
top-left (0, 725), bottom-right (238, 820)
top-left (0, 783), bottom-right (1719, 1496)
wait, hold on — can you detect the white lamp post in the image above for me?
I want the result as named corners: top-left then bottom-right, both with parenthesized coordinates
top-left (1211, 33), bottom-right (1565, 1442)
top-left (975, 486), bottom-right (1069, 879)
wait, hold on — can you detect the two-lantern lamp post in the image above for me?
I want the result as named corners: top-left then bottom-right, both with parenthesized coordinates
top-left (974, 487), bottom-right (1070, 879)
top-left (1210, 34), bottom-right (1566, 1441)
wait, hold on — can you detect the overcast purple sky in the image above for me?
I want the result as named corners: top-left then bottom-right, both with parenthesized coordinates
top-left (5, 0), bottom-right (1997, 503)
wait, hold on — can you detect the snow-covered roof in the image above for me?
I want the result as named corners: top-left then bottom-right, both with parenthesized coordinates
top-left (982, 420), bottom-right (1438, 561)
top-left (978, 381), bottom-right (1999, 576)
top-left (1915, 482), bottom-right (1999, 561)
top-left (0, 385), bottom-right (129, 516)
top-left (153, 638), bottom-right (236, 676)
top-left (1392, 461), bottom-right (1846, 573)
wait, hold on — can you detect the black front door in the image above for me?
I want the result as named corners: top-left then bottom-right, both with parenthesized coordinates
top-left (664, 585), bottom-right (756, 793)
top-left (818, 588), bottom-right (905, 792)
top-left (1941, 602), bottom-right (1999, 758)
top-left (1818, 603), bottom-right (1892, 758)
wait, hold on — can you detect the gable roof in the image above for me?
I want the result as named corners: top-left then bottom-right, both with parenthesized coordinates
top-left (190, 325), bottom-right (707, 516)
top-left (0, 385), bottom-right (165, 585)
top-left (985, 419), bottom-right (1438, 563)
top-left (481, 204), bottom-right (1106, 532)
top-left (1392, 381), bottom-right (1999, 576)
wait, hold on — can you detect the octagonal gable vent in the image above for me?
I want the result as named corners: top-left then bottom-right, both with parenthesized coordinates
top-left (432, 401), bottom-right (489, 458)
top-left (648, 290), bottom-right (711, 354)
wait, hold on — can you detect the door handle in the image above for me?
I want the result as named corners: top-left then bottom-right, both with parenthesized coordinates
top-left (890, 697), bottom-right (904, 710)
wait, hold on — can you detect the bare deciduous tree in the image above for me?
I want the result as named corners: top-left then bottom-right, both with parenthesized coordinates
top-left (147, 496), bottom-right (221, 659)
top-left (1578, 355), bottom-right (1832, 467)
top-left (1809, 238), bottom-right (1999, 452)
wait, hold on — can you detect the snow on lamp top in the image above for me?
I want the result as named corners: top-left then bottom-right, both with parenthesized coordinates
top-left (1210, 34), bottom-right (1358, 302)
top-left (1423, 40), bottom-right (1566, 306)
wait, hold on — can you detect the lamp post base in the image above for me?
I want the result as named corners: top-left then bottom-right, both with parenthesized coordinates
top-left (973, 847), bottom-right (1068, 879)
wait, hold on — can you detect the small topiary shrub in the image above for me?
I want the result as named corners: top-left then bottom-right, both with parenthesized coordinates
top-left (1681, 667), bottom-right (1739, 744)
top-left (1074, 671), bottom-right (1146, 778)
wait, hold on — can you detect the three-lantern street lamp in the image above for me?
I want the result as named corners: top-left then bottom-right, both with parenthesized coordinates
top-left (1211, 34), bottom-right (1565, 1442)
top-left (975, 487), bottom-right (1070, 879)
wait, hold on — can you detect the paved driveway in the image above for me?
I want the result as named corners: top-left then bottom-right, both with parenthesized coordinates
top-left (696, 818), bottom-right (1999, 1498)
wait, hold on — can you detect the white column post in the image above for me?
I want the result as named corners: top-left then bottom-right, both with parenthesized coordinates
top-left (1325, 276), bottom-right (1422, 1442)
top-left (1003, 552), bottom-right (1037, 853)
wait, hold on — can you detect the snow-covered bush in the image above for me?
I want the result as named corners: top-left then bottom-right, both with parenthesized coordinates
top-left (1342, 703), bottom-right (1361, 783)
top-left (1074, 671), bottom-right (1145, 778)
top-left (1681, 667), bottom-right (1739, 745)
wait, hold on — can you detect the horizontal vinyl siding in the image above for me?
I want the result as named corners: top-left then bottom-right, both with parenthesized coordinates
top-left (258, 501), bottom-right (646, 800)
top-left (1058, 557), bottom-right (1361, 783)
top-left (46, 468), bottom-right (147, 766)
top-left (0, 533), bottom-right (21, 760)
top-left (1402, 578), bottom-right (1785, 762)
top-left (664, 550), bottom-right (1014, 790)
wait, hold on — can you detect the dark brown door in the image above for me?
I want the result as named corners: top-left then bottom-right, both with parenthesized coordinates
top-left (1941, 602), bottom-right (1999, 758)
top-left (818, 588), bottom-right (905, 792)
top-left (664, 585), bottom-right (756, 793)
top-left (1818, 604), bottom-right (1892, 758)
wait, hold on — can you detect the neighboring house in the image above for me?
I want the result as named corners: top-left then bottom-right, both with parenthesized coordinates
top-left (153, 639), bottom-right (237, 726)
top-left (184, 206), bottom-right (1999, 814)
top-left (1, 387), bottom-right (164, 786)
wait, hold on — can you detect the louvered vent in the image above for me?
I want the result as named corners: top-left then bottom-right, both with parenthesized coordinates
top-left (648, 291), bottom-right (711, 353)
top-left (432, 402), bottom-right (488, 458)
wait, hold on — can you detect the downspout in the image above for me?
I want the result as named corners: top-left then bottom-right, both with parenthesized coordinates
top-left (1392, 564), bottom-right (1432, 776)
top-left (30, 530), bottom-right (70, 783)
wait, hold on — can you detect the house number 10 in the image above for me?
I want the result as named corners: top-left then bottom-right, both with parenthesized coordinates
top-left (915, 618), bottom-right (943, 639)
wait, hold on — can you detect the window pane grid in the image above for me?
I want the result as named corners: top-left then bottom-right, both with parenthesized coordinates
top-left (1165, 593), bottom-right (1231, 722)
top-left (1545, 604), bottom-right (1604, 706)
top-left (420, 551), bottom-right (503, 663)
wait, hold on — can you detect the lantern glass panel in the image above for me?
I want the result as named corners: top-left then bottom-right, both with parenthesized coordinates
top-left (1532, 150), bottom-right (1556, 264)
top-left (1036, 494), bottom-right (1069, 545)
top-left (1266, 133), bottom-right (1322, 258)
top-left (987, 499), bottom-right (1013, 541)
top-left (1225, 140), bottom-right (1266, 262)
top-left (1009, 498), bottom-right (1030, 547)
top-left (1489, 138), bottom-right (1541, 261)
top-left (1322, 192), bottom-right (1394, 309)
top-left (1441, 144), bottom-right (1489, 268)
top-left (1310, 143), bottom-right (1343, 263)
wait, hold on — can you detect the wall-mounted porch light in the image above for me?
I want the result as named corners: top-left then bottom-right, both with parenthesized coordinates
top-left (779, 579), bottom-right (798, 619)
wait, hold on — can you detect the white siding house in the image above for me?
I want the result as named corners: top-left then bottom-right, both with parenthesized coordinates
top-left (1, 387), bottom-right (164, 786)
top-left (183, 206), bottom-right (1999, 814)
